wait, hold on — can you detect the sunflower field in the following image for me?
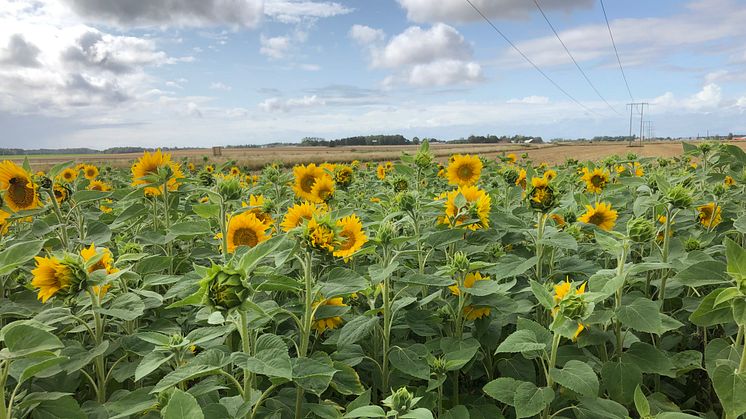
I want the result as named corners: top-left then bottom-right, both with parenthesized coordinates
top-left (2, 141), bottom-right (746, 419)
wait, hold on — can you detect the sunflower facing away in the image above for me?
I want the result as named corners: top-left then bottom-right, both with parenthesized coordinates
top-left (83, 164), bottom-right (99, 180)
top-left (581, 167), bottom-right (610, 194)
top-left (53, 184), bottom-right (68, 204)
top-left (226, 212), bottom-right (271, 253)
top-left (442, 185), bottom-right (491, 230)
top-left (31, 256), bottom-right (74, 303)
top-left (281, 201), bottom-right (326, 232)
top-left (552, 279), bottom-right (587, 340)
top-left (446, 154), bottom-right (482, 187)
top-left (293, 163), bottom-right (325, 201)
top-left (697, 202), bottom-right (722, 228)
top-left (333, 214), bottom-right (367, 260)
top-left (310, 175), bottom-right (335, 203)
top-left (448, 271), bottom-right (491, 320)
top-left (131, 150), bottom-right (184, 196)
top-left (0, 160), bottom-right (39, 212)
top-left (81, 244), bottom-right (118, 297)
top-left (312, 297), bottom-right (347, 332)
top-left (578, 202), bottom-right (618, 231)
top-left (306, 216), bottom-right (336, 252)
top-left (88, 180), bottom-right (112, 192)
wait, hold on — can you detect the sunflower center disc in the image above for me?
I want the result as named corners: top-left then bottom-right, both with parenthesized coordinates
top-left (234, 228), bottom-right (259, 248)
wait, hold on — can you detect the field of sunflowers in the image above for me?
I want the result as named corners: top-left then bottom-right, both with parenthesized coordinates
top-left (2, 140), bottom-right (746, 419)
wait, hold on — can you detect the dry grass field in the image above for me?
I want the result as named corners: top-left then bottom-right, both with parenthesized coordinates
top-left (6, 140), bottom-right (746, 171)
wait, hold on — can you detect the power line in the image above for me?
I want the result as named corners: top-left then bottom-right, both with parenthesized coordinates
top-left (463, 0), bottom-right (601, 117)
top-left (599, 0), bottom-right (634, 101)
top-left (532, 0), bottom-right (621, 116)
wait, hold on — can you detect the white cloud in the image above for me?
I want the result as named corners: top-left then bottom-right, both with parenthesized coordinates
top-left (61, 0), bottom-right (264, 28)
top-left (209, 82), bottom-right (232, 91)
top-left (396, 0), bottom-right (592, 23)
top-left (259, 95), bottom-right (325, 112)
top-left (264, 0), bottom-right (353, 23)
top-left (405, 60), bottom-right (482, 87)
top-left (372, 23), bottom-right (471, 68)
top-left (652, 83), bottom-right (723, 111)
top-left (349, 25), bottom-right (385, 45)
top-left (260, 34), bottom-right (291, 59)
top-left (508, 95), bottom-right (550, 105)
top-left (300, 63), bottom-right (321, 71)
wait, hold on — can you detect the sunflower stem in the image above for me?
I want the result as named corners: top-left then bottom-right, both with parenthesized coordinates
top-left (238, 311), bottom-right (253, 409)
top-left (381, 244), bottom-right (393, 400)
top-left (658, 205), bottom-right (673, 308)
top-left (219, 198), bottom-right (229, 261)
top-left (45, 189), bottom-right (69, 250)
top-left (295, 250), bottom-right (314, 419)
top-left (88, 288), bottom-right (107, 403)
top-left (614, 240), bottom-right (629, 357)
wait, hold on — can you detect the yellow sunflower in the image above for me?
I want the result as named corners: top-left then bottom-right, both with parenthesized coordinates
top-left (544, 169), bottom-right (557, 181)
top-left (310, 175), bottom-right (335, 203)
top-left (550, 213), bottom-right (566, 226)
top-left (578, 202), bottom-right (618, 231)
top-left (446, 154), bottom-right (482, 187)
top-left (88, 180), bottom-right (112, 192)
top-left (376, 164), bottom-right (387, 180)
top-left (449, 272), bottom-right (491, 320)
top-left (615, 165), bottom-right (626, 174)
top-left (281, 201), bottom-right (326, 231)
top-left (75, 163), bottom-right (86, 171)
top-left (335, 165), bottom-right (353, 187)
top-left (242, 194), bottom-right (273, 227)
top-left (80, 243), bottom-right (118, 274)
top-left (442, 185), bottom-right (491, 230)
top-left (53, 184), bottom-right (68, 204)
top-left (552, 280), bottom-right (587, 340)
top-left (312, 297), bottom-right (347, 332)
top-left (725, 176), bottom-right (736, 187)
top-left (230, 166), bottom-right (241, 176)
top-left (697, 202), bottom-right (722, 228)
top-left (581, 167), bottom-right (609, 194)
top-left (632, 162), bottom-right (644, 177)
top-left (58, 168), bottom-right (78, 183)
top-left (226, 212), bottom-right (271, 253)
top-left (131, 150), bottom-right (184, 196)
top-left (306, 217), bottom-right (336, 252)
top-left (516, 169), bottom-right (527, 189)
top-left (100, 199), bottom-right (113, 213)
top-left (205, 165), bottom-right (214, 173)
top-left (0, 209), bottom-right (10, 235)
top-left (333, 214), bottom-right (367, 260)
top-left (0, 160), bottom-right (39, 212)
top-left (83, 165), bottom-right (99, 180)
top-left (187, 162), bottom-right (196, 172)
top-left (293, 164), bottom-right (325, 201)
top-left (31, 256), bottom-right (73, 303)
top-left (506, 153), bottom-right (517, 164)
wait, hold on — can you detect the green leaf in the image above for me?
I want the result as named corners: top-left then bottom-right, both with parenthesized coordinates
top-left (389, 347), bottom-right (429, 380)
top-left (576, 397), bottom-right (628, 418)
top-left (690, 288), bottom-right (734, 327)
top-left (483, 377), bottom-right (520, 405)
top-left (237, 235), bottom-right (289, 275)
top-left (17, 392), bottom-right (71, 410)
top-left (601, 361), bottom-right (642, 405)
top-left (135, 351), bottom-right (174, 381)
top-left (97, 293), bottom-right (145, 321)
top-left (549, 360), bottom-right (599, 398)
top-left (726, 238), bottom-right (746, 280)
top-left (344, 406), bottom-right (386, 418)
top-left (162, 389), bottom-right (204, 419)
top-left (712, 364), bottom-right (746, 418)
top-left (442, 337), bottom-right (480, 371)
top-left (539, 231), bottom-right (578, 250)
top-left (331, 361), bottom-right (365, 395)
top-left (318, 267), bottom-right (367, 298)
top-left (513, 382), bottom-right (554, 419)
top-left (337, 316), bottom-right (378, 347)
top-left (674, 261), bottom-right (730, 287)
top-left (152, 364), bottom-right (223, 393)
top-left (400, 408), bottom-right (434, 419)
top-left (292, 356), bottom-right (338, 396)
top-left (4, 324), bottom-right (63, 358)
top-left (495, 330), bottom-right (546, 354)
top-left (71, 190), bottom-right (112, 203)
top-left (530, 280), bottom-right (554, 310)
top-left (19, 355), bottom-right (67, 384)
top-left (0, 240), bottom-right (43, 276)
top-left (105, 388), bottom-right (157, 419)
top-left (30, 396), bottom-right (86, 419)
top-left (166, 220), bottom-right (212, 238)
top-left (620, 342), bottom-right (675, 377)
top-left (634, 385), bottom-right (651, 418)
top-left (616, 297), bottom-right (663, 334)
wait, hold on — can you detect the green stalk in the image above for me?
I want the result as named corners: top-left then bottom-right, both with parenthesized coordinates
top-left (239, 311), bottom-right (253, 408)
top-left (381, 246), bottom-right (393, 397)
top-left (543, 333), bottom-right (562, 419)
top-left (88, 289), bottom-right (107, 403)
top-left (658, 205), bottom-right (673, 307)
top-left (45, 189), bottom-right (69, 250)
top-left (614, 241), bottom-right (629, 357)
top-left (295, 251), bottom-right (314, 419)
top-left (738, 329), bottom-right (746, 374)
top-left (0, 360), bottom-right (9, 419)
top-left (219, 199), bottom-right (229, 261)
top-left (536, 212), bottom-right (546, 282)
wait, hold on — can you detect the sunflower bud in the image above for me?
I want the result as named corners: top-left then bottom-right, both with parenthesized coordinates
top-left (657, 158), bottom-right (669, 168)
top-left (199, 264), bottom-right (249, 313)
top-left (217, 175), bottom-right (242, 201)
top-left (199, 171), bottom-right (214, 187)
top-left (36, 174), bottom-right (52, 189)
top-left (429, 356), bottom-right (448, 376)
top-left (685, 237), bottom-right (702, 252)
top-left (392, 175), bottom-right (409, 192)
top-left (528, 184), bottom-right (557, 212)
top-left (627, 217), bottom-right (655, 243)
top-left (397, 191), bottom-right (416, 212)
top-left (414, 142), bottom-right (434, 168)
top-left (665, 185), bottom-right (693, 209)
top-left (384, 387), bottom-right (414, 415)
top-left (501, 167), bottom-right (519, 185)
top-left (713, 184), bottom-right (726, 197)
top-left (451, 251), bottom-right (470, 273)
top-left (375, 221), bottom-right (396, 246)
top-left (558, 293), bottom-right (588, 320)
top-left (334, 166), bottom-right (353, 187)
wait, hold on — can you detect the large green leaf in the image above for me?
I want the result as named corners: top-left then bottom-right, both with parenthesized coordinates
top-left (616, 297), bottom-right (663, 334)
top-left (162, 389), bottom-right (204, 419)
top-left (601, 361), bottom-right (642, 405)
top-left (495, 330), bottom-right (546, 355)
top-left (389, 347), bottom-right (429, 380)
top-left (513, 382), bottom-right (554, 419)
top-left (483, 377), bottom-right (520, 405)
top-left (135, 351), bottom-right (174, 382)
top-left (4, 324), bottom-right (63, 358)
top-left (690, 288), bottom-right (734, 326)
top-left (292, 356), bottom-right (338, 396)
top-left (0, 240), bottom-right (43, 276)
top-left (550, 360), bottom-right (599, 398)
top-left (31, 396), bottom-right (86, 419)
top-left (318, 267), bottom-right (368, 298)
top-left (712, 364), bottom-right (746, 418)
top-left (337, 316), bottom-right (378, 347)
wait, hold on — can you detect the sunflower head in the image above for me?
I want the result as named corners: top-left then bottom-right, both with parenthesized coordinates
top-left (724, 176), bottom-right (736, 188)
top-left (53, 183), bottom-right (69, 204)
top-left (333, 214), bottom-right (367, 260)
top-left (0, 209), bottom-right (11, 236)
top-left (334, 165), bottom-right (353, 187)
top-left (627, 217), bottom-right (655, 243)
top-left (551, 280), bottom-right (589, 340)
top-left (198, 263), bottom-right (250, 313)
top-left (442, 185), bottom-right (491, 230)
top-left (578, 202), bottom-right (618, 231)
top-left (505, 153), bottom-right (517, 164)
top-left (527, 174), bottom-right (557, 212)
top-left (446, 154), bottom-right (482, 187)
top-left (376, 164), bottom-right (388, 180)
top-left (281, 201), bottom-right (326, 232)
top-left (697, 202), bottom-right (722, 228)
top-left (31, 254), bottom-right (87, 303)
top-left (516, 169), bottom-right (527, 189)
top-left (83, 165), bottom-right (99, 180)
top-left (216, 174), bottom-right (243, 201)
top-left (80, 243), bottom-right (118, 274)
top-left (500, 166), bottom-right (520, 185)
top-left (88, 180), bottom-right (112, 192)
top-left (230, 166), bottom-right (241, 176)
top-left (304, 215), bottom-right (337, 253)
top-left (293, 163), bottom-right (325, 201)
top-left (0, 160), bottom-right (40, 212)
top-left (310, 174), bottom-right (335, 203)
top-left (131, 149), bottom-right (184, 196)
top-left (665, 185), bottom-right (693, 209)
top-left (58, 168), bottom-right (78, 183)
top-left (312, 297), bottom-right (348, 332)
top-left (226, 211), bottom-right (271, 253)
top-left (580, 167), bottom-right (609, 194)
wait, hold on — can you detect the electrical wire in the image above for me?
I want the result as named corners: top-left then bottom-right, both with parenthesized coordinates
top-left (599, 0), bottom-right (634, 101)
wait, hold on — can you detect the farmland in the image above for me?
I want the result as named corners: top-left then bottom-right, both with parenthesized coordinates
top-left (1, 140), bottom-right (746, 418)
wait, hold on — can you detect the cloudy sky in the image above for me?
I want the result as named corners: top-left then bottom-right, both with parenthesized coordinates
top-left (1, 0), bottom-right (745, 149)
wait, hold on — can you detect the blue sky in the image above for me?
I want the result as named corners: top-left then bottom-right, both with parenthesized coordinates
top-left (1, 0), bottom-right (745, 149)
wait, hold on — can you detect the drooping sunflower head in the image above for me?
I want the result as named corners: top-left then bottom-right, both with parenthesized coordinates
top-left (449, 271), bottom-right (488, 296)
top-left (53, 184), bottom-right (69, 204)
top-left (333, 214), bottom-right (367, 260)
top-left (581, 167), bottom-right (609, 194)
top-left (59, 168), bottom-right (78, 183)
top-left (131, 150), bottom-right (184, 196)
top-left (31, 255), bottom-right (86, 303)
top-left (312, 297), bottom-right (348, 332)
top-left (80, 243), bottom-right (118, 274)
top-left (281, 201), bottom-right (326, 232)
top-left (226, 212), bottom-right (271, 253)
top-left (446, 154), bottom-right (482, 187)
top-left (199, 263), bottom-right (249, 313)
top-left (442, 185), bottom-right (491, 230)
top-left (304, 216), bottom-right (337, 252)
top-left (578, 202), bottom-right (618, 231)
top-left (697, 202), bottom-right (722, 228)
top-left (293, 163), bottom-right (325, 201)
top-left (88, 180), bottom-right (112, 192)
top-left (334, 165), bottom-right (353, 187)
top-left (310, 174), bottom-right (335, 203)
top-left (83, 165), bottom-right (99, 180)
top-left (0, 160), bottom-right (39, 212)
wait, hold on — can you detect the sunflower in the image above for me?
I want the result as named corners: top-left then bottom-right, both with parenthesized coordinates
top-left (75, 163), bottom-right (86, 171)
top-left (442, 185), bottom-right (491, 230)
top-left (552, 280), bottom-right (587, 340)
top-left (80, 243), bottom-right (118, 274)
top-left (0, 209), bottom-right (10, 235)
top-left (243, 194), bottom-right (273, 227)
top-left (31, 256), bottom-right (74, 303)
top-left (131, 150), bottom-right (184, 196)
top-left (226, 212), bottom-right (271, 253)
top-left (506, 153), bottom-right (517, 164)
top-left (0, 160), bottom-right (39, 212)
top-left (449, 272), bottom-right (491, 320)
top-left (100, 199), bottom-right (114, 214)
top-left (59, 168), bottom-right (78, 183)
top-left (615, 165), bottom-right (626, 174)
top-left (230, 166), bottom-right (241, 176)
top-left (281, 201), bottom-right (326, 231)
top-left (187, 162), bottom-right (196, 172)
top-left (697, 202), bottom-right (722, 228)
top-left (83, 165), bottom-right (99, 180)
top-left (293, 164), bottom-right (325, 201)
top-left (581, 167), bottom-right (609, 194)
top-left (543, 169), bottom-right (557, 181)
top-left (88, 180), bottom-right (112, 192)
top-left (516, 169), bottom-right (527, 189)
top-left (550, 213), bottom-right (566, 226)
top-left (632, 162), bottom-right (644, 177)
top-left (310, 175), bottom-right (335, 203)
top-left (205, 165), bottom-right (214, 173)
top-left (446, 154), bottom-right (482, 187)
top-left (376, 164), bottom-right (388, 180)
top-left (53, 184), bottom-right (68, 204)
top-left (333, 214), bottom-right (367, 260)
top-left (306, 217), bottom-right (336, 252)
top-left (335, 165), bottom-right (353, 187)
top-left (312, 297), bottom-right (347, 332)
top-left (725, 176), bottom-right (736, 187)
top-left (578, 202), bottom-right (618, 231)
